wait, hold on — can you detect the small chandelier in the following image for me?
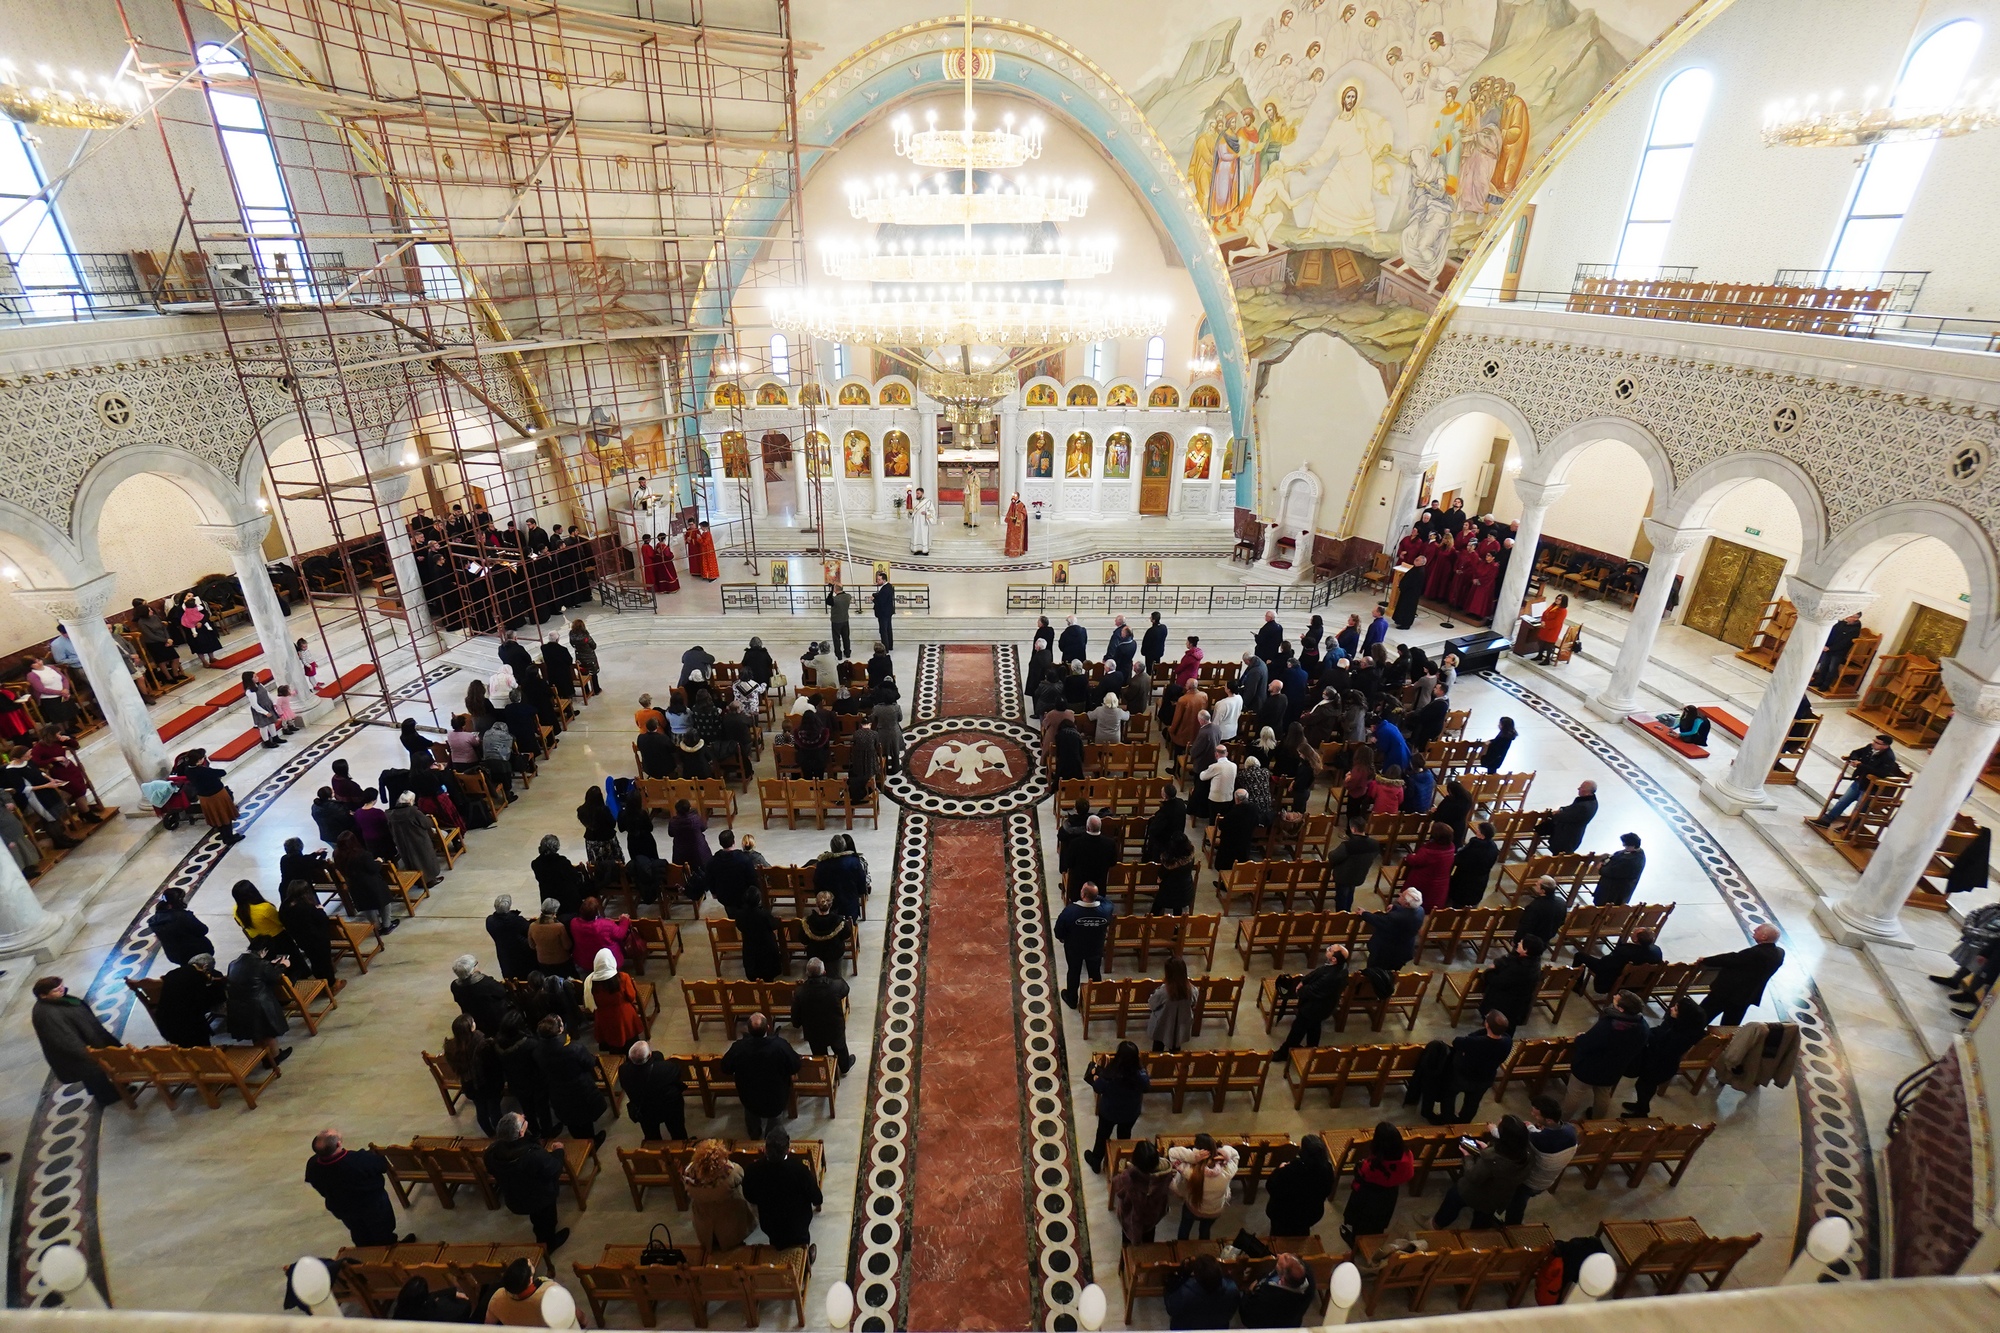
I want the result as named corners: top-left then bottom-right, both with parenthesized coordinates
top-left (894, 107), bottom-right (1044, 169)
top-left (769, 289), bottom-right (1169, 348)
top-left (1763, 86), bottom-right (2000, 147)
top-left (0, 59), bottom-right (140, 130)
top-left (920, 366), bottom-right (1020, 429)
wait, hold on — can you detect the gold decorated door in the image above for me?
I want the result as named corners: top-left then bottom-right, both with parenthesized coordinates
top-left (1899, 605), bottom-right (1967, 660)
top-left (1683, 538), bottom-right (1787, 647)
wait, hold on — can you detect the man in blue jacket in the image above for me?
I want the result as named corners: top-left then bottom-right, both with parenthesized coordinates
top-left (1055, 882), bottom-right (1116, 1008)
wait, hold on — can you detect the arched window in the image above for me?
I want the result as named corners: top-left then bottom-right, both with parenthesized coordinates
top-left (1612, 68), bottom-right (1712, 278)
top-left (0, 122), bottom-right (83, 317)
top-left (770, 333), bottom-right (790, 378)
top-left (1826, 20), bottom-right (1982, 278)
top-left (1144, 335), bottom-right (1165, 384)
top-left (196, 43), bottom-right (308, 286)
top-left (831, 343), bottom-right (847, 380)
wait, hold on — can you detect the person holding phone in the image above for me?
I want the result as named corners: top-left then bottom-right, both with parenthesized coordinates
top-left (1430, 1115), bottom-right (1533, 1229)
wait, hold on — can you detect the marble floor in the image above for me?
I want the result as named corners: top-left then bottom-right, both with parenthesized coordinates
top-left (2, 590), bottom-right (1936, 1325)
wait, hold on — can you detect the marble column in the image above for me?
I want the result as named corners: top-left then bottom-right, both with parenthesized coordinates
top-left (0, 827), bottom-right (63, 959)
top-left (1701, 582), bottom-right (1875, 814)
top-left (1381, 448), bottom-right (1429, 557)
top-left (14, 575), bottom-right (171, 787)
top-left (196, 516), bottom-right (318, 715)
top-left (1588, 520), bottom-right (1703, 719)
top-left (1823, 660), bottom-right (2000, 946)
top-left (372, 476), bottom-right (433, 638)
top-left (1490, 478), bottom-right (1567, 641)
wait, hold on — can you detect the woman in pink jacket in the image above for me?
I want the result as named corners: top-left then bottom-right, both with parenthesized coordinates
top-left (568, 896), bottom-right (634, 971)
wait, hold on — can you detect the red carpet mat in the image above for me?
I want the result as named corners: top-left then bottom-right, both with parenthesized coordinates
top-left (212, 644), bottom-right (263, 669)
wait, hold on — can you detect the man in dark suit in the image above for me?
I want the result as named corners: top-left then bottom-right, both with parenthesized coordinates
top-left (1594, 833), bottom-right (1646, 905)
top-left (1142, 613), bottom-right (1170, 673)
top-left (719, 1012), bottom-right (802, 1138)
top-left (483, 1113), bottom-right (569, 1251)
top-left (1254, 611), bottom-right (1285, 664)
top-left (636, 718), bottom-right (676, 778)
top-left (1058, 615), bottom-right (1089, 664)
top-left (742, 1127), bottom-right (824, 1254)
top-left (305, 1129), bottom-right (407, 1246)
top-left (1698, 924), bottom-right (1786, 1025)
top-left (1538, 781), bottom-right (1599, 855)
top-left (1108, 615), bottom-right (1138, 675)
top-left (1236, 651), bottom-right (1268, 707)
top-left (1059, 814), bottom-right (1118, 902)
top-left (1422, 1011), bottom-right (1513, 1124)
top-left (872, 574), bottom-right (897, 652)
top-left (450, 956), bottom-right (513, 1035)
top-left (617, 1041), bottom-right (688, 1142)
top-left (1270, 944), bottom-right (1349, 1058)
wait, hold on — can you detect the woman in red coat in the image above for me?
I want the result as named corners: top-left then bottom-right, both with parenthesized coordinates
top-left (1401, 825), bottom-right (1457, 911)
top-left (1536, 594), bottom-right (1570, 664)
top-left (587, 948), bottom-right (646, 1050)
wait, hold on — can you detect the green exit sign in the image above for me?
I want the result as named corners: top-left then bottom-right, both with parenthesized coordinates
top-left (1744, 527), bottom-right (1762, 537)
top-left (1962, 592), bottom-right (1972, 603)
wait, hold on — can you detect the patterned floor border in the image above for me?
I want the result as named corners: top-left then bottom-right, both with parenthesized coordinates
top-left (6, 668), bottom-right (459, 1309)
top-left (1480, 669), bottom-right (1879, 1278)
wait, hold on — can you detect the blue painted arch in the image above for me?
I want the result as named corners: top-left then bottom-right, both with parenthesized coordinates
top-left (696, 19), bottom-right (1257, 508)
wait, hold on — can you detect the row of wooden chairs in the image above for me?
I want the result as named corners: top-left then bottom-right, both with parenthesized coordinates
top-left (754, 778), bottom-right (880, 830)
top-left (1103, 913), bottom-right (1220, 971)
top-left (323, 1243), bottom-right (544, 1318)
top-left (638, 778), bottom-right (738, 824)
top-left (1119, 1236), bottom-right (1337, 1322)
top-left (1324, 1116), bottom-right (1718, 1197)
top-left (373, 1134), bottom-right (600, 1211)
top-left (680, 979), bottom-right (803, 1038)
top-left (89, 1043), bottom-right (282, 1110)
top-left (1080, 1048), bottom-right (1272, 1112)
top-left (1435, 965), bottom-right (1587, 1027)
top-left (704, 916), bottom-right (861, 974)
top-left (1597, 1218), bottom-right (1762, 1296)
top-left (614, 1139), bottom-right (826, 1211)
top-left (1354, 1228), bottom-right (1553, 1314)
top-left (1497, 851), bottom-right (1605, 905)
top-left (573, 1244), bottom-right (811, 1329)
top-left (1077, 975), bottom-right (1243, 1039)
top-left (1484, 1031), bottom-right (1731, 1101)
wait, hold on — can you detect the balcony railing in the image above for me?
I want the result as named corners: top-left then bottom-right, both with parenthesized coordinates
top-left (1467, 275), bottom-right (1994, 354)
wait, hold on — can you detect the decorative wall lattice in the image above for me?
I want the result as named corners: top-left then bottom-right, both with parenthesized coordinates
top-left (1396, 330), bottom-right (2000, 549)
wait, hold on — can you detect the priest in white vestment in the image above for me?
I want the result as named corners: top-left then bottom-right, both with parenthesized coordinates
top-left (909, 489), bottom-right (935, 554)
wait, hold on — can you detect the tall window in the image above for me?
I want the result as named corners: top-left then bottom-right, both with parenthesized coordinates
top-left (1144, 335), bottom-right (1165, 384)
top-left (831, 342), bottom-right (846, 380)
top-left (1826, 20), bottom-right (1982, 278)
top-left (0, 122), bottom-right (84, 317)
top-left (1085, 341), bottom-right (1104, 380)
top-left (197, 43), bottom-right (306, 284)
top-left (1612, 68), bottom-right (1712, 278)
top-left (770, 333), bottom-right (789, 378)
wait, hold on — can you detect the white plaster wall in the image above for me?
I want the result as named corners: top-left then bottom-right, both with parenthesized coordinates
top-left (1428, 411), bottom-right (1514, 512)
top-left (1849, 535), bottom-right (1974, 653)
top-left (1518, 0), bottom-right (2000, 316)
top-left (1529, 438), bottom-right (1655, 558)
top-left (1255, 332), bottom-right (1386, 534)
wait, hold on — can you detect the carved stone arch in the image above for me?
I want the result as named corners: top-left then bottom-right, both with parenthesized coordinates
top-left (1809, 500), bottom-right (2000, 666)
top-left (71, 444), bottom-right (256, 574)
top-left (1403, 391), bottom-right (1539, 467)
top-left (0, 498), bottom-right (91, 588)
top-left (1527, 416), bottom-right (1678, 510)
top-left (1666, 451), bottom-right (1831, 569)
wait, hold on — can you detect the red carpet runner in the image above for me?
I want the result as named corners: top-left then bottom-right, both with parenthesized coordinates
top-left (907, 648), bottom-right (1029, 1328)
top-left (849, 645), bottom-right (1086, 1331)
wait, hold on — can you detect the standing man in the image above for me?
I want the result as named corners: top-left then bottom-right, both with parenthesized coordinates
top-left (742, 1127), bottom-right (824, 1258)
top-left (1058, 616), bottom-right (1089, 665)
top-left (1254, 610), bottom-right (1285, 664)
top-left (485, 894), bottom-right (536, 980)
top-left (719, 1011), bottom-right (802, 1138)
top-left (1142, 612), bottom-right (1169, 674)
top-left (789, 957), bottom-right (855, 1076)
top-left (1108, 616), bottom-right (1138, 676)
top-left (1594, 833), bottom-right (1646, 905)
top-left (909, 487), bottom-right (935, 554)
top-left (1364, 605), bottom-right (1390, 649)
top-left (824, 580), bottom-right (854, 660)
top-left (30, 976), bottom-right (122, 1106)
top-left (1270, 944), bottom-right (1350, 1059)
top-left (1698, 924), bottom-right (1787, 1025)
top-left (1055, 883), bottom-right (1116, 1008)
top-left (617, 1042), bottom-right (688, 1142)
top-left (484, 1113), bottom-right (570, 1253)
top-left (962, 470), bottom-right (982, 527)
top-left (304, 1129), bottom-right (406, 1246)
top-left (1813, 613), bottom-right (1864, 691)
top-left (872, 572), bottom-right (897, 652)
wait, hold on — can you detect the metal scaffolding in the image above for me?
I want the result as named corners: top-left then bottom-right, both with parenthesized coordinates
top-left (115, 0), bottom-right (817, 723)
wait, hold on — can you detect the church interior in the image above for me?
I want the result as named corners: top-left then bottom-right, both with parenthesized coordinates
top-left (2, 1), bottom-right (2000, 1330)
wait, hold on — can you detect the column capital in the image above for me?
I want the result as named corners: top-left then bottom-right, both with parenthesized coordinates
top-left (194, 515), bottom-right (272, 556)
top-left (1941, 659), bottom-right (2000, 724)
top-left (9, 573), bottom-right (119, 624)
top-left (1511, 478), bottom-right (1569, 510)
top-left (1639, 519), bottom-right (1705, 556)
top-left (1784, 579), bottom-right (1876, 623)
top-left (1380, 443), bottom-right (1434, 476)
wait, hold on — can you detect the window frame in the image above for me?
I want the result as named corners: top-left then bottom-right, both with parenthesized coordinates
top-left (1611, 67), bottom-right (1714, 280)
top-left (770, 332), bottom-right (790, 378)
top-left (196, 42), bottom-right (307, 285)
top-left (0, 121), bottom-right (86, 317)
top-left (1143, 335), bottom-right (1165, 385)
top-left (1823, 19), bottom-right (1983, 279)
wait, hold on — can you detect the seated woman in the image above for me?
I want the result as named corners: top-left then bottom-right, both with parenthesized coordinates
top-left (1657, 704), bottom-right (1711, 745)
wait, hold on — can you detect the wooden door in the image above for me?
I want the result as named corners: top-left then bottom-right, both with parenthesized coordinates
top-left (1684, 538), bottom-right (1787, 647)
top-left (1899, 605), bottom-right (1967, 660)
top-left (1139, 432), bottom-right (1173, 516)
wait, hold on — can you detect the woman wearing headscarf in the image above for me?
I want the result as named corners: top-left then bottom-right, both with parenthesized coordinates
top-left (585, 948), bottom-right (646, 1050)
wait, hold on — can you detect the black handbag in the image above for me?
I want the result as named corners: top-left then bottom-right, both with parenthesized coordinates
top-left (1231, 1229), bottom-right (1271, 1259)
top-left (638, 1223), bottom-right (686, 1267)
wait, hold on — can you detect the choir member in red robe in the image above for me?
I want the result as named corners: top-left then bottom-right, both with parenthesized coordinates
top-left (1397, 531), bottom-right (1427, 565)
top-left (1465, 554), bottom-right (1501, 620)
top-left (638, 535), bottom-right (659, 590)
top-left (1424, 535), bottom-right (1459, 600)
top-left (1448, 546), bottom-right (1481, 609)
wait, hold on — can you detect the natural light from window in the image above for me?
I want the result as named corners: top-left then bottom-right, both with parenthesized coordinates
top-left (1826, 20), bottom-right (1982, 279)
top-left (0, 122), bottom-right (83, 317)
top-left (197, 42), bottom-right (307, 289)
top-left (770, 332), bottom-right (790, 378)
top-left (1612, 68), bottom-right (1713, 279)
top-left (1144, 335), bottom-right (1164, 384)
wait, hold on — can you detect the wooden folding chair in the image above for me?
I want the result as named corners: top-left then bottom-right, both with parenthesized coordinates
top-left (1680, 1233), bottom-right (1762, 1291)
top-left (91, 1046), bottom-right (162, 1109)
top-left (1598, 1220), bottom-right (1709, 1297)
top-left (1417, 1247), bottom-right (1494, 1311)
top-left (281, 974), bottom-right (340, 1035)
top-left (179, 1044), bottom-right (280, 1108)
top-left (422, 1051), bottom-right (465, 1115)
top-left (327, 916), bottom-right (384, 973)
top-left (1367, 1249), bottom-right (1441, 1314)
top-left (1631, 1121), bottom-right (1717, 1186)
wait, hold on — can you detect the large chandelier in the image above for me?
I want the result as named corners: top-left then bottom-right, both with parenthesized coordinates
top-left (1763, 91), bottom-right (2000, 147)
top-left (0, 59), bottom-right (139, 129)
top-left (772, 0), bottom-right (1164, 428)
